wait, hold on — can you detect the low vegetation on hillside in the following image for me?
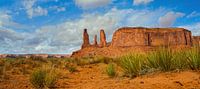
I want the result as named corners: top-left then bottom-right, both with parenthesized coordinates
top-left (0, 46), bottom-right (200, 88)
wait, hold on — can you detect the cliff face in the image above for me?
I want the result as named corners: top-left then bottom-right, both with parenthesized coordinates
top-left (71, 27), bottom-right (194, 58)
top-left (111, 27), bottom-right (192, 47)
top-left (193, 36), bottom-right (200, 46)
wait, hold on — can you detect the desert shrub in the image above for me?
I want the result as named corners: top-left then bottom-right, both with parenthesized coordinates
top-left (147, 47), bottom-right (174, 71)
top-left (186, 46), bottom-right (200, 70)
top-left (146, 52), bottom-right (159, 69)
top-left (30, 69), bottom-right (47, 89)
top-left (173, 50), bottom-right (188, 70)
top-left (68, 66), bottom-right (77, 73)
top-left (97, 56), bottom-right (113, 64)
top-left (106, 63), bottom-right (116, 78)
top-left (30, 67), bottom-right (59, 89)
top-left (119, 53), bottom-right (144, 78)
top-left (45, 69), bottom-right (58, 88)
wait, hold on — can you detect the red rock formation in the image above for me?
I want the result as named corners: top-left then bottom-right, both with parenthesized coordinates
top-left (71, 27), bottom-right (195, 58)
top-left (111, 27), bottom-right (192, 47)
top-left (193, 36), bottom-right (200, 46)
top-left (81, 29), bottom-right (90, 48)
top-left (99, 29), bottom-right (107, 47)
top-left (93, 35), bottom-right (98, 46)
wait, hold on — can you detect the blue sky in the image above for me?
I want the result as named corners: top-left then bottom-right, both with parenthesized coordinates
top-left (0, 0), bottom-right (200, 54)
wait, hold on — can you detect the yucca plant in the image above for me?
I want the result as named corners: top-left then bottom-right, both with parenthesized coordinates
top-left (186, 46), bottom-right (200, 70)
top-left (147, 47), bottom-right (174, 71)
top-left (106, 63), bottom-right (116, 78)
top-left (119, 53), bottom-right (144, 78)
top-left (173, 50), bottom-right (188, 70)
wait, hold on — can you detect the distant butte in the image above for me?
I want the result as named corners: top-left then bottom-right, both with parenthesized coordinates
top-left (71, 27), bottom-right (200, 58)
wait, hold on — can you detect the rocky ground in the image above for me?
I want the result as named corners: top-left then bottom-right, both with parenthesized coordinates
top-left (0, 62), bottom-right (200, 89)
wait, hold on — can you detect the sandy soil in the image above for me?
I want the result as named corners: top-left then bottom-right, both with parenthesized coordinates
top-left (0, 63), bottom-right (200, 89)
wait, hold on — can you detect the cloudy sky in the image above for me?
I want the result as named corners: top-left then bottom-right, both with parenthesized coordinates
top-left (0, 0), bottom-right (200, 54)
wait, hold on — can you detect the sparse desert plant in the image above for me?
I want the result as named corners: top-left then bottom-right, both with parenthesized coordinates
top-left (186, 46), bottom-right (200, 70)
top-left (68, 66), bottom-right (77, 73)
top-left (97, 56), bottom-right (113, 64)
top-left (45, 69), bottom-right (58, 88)
top-left (30, 66), bottom-right (59, 89)
top-left (106, 63), bottom-right (116, 78)
top-left (173, 50), bottom-right (188, 70)
top-left (119, 53), bottom-right (144, 78)
top-left (30, 69), bottom-right (47, 89)
top-left (147, 47), bottom-right (174, 71)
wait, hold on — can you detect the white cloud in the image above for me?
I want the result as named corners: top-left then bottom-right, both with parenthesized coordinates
top-left (158, 11), bottom-right (185, 27)
top-left (187, 11), bottom-right (200, 18)
top-left (0, 11), bottom-right (28, 30)
top-left (75, 0), bottom-right (112, 9)
top-left (133, 0), bottom-right (154, 5)
top-left (179, 22), bottom-right (200, 36)
top-left (21, 8), bottom-right (171, 53)
top-left (0, 7), bottom-right (190, 54)
top-left (22, 0), bottom-right (48, 18)
top-left (49, 6), bottom-right (66, 12)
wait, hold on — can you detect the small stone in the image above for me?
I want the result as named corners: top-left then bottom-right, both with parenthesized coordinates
top-left (140, 81), bottom-right (144, 84)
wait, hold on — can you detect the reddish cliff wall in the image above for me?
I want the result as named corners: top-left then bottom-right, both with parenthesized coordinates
top-left (193, 36), bottom-right (200, 46)
top-left (71, 27), bottom-right (193, 58)
top-left (111, 27), bottom-right (192, 47)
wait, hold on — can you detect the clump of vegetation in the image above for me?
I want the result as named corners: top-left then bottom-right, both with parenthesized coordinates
top-left (106, 63), bottom-right (116, 78)
top-left (30, 67), bottom-right (59, 89)
top-left (45, 69), bottom-right (58, 88)
top-left (30, 69), bottom-right (47, 89)
top-left (119, 53), bottom-right (144, 78)
top-left (68, 66), bottom-right (77, 73)
top-left (147, 47), bottom-right (174, 71)
top-left (186, 46), bottom-right (200, 70)
top-left (173, 50), bottom-right (188, 70)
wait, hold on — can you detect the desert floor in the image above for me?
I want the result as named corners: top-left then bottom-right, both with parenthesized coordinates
top-left (0, 62), bottom-right (200, 89)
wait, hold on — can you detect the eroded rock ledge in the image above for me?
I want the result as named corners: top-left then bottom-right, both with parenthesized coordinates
top-left (71, 27), bottom-right (200, 58)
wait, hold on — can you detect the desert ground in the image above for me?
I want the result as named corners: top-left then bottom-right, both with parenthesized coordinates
top-left (0, 54), bottom-right (200, 89)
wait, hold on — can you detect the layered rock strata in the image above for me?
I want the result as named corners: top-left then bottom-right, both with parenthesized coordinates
top-left (72, 27), bottom-right (194, 58)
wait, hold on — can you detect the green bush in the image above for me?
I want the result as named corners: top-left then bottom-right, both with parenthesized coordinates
top-left (68, 66), bottom-right (77, 73)
top-left (30, 68), bottom-right (58, 89)
top-left (45, 70), bottom-right (58, 88)
top-left (186, 46), bottom-right (200, 70)
top-left (119, 53), bottom-right (144, 78)
top-left (30, 69), bottom-right (47, 89)
top-left (106, 63), bottom-right (116, 78)
top-left (173, 50), bottom-right (188, 70)
top-left (147, 47), bottom-right (174, 71)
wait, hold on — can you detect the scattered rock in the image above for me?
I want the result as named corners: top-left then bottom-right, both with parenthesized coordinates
top-left (174, 81), bottom-right (183, 86)
top-left (140, 81), bottom-right (144, 84)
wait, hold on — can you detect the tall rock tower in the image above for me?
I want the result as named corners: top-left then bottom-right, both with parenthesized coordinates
top-left (99, 29), bottom-right (107, 47)
top-left (81, 29), bottom-right (90, 48)
top-left (93, 35), bottom-right (98, 46)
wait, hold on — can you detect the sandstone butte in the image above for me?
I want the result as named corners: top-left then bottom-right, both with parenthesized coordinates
top-left (71, 27), bottom-right (200, 58)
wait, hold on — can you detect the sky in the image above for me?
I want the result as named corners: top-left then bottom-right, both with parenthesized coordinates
top-left (0, 0), bottom-right (200, 54)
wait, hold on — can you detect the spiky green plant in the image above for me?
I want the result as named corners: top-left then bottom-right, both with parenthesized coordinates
top-left (147, 47), bottom-right (174, 71)
top-left (119, 53), bottom-right (144, 78)
top-left (106, 63), bottom-right (116, 78)
top-left (173, 50), bottom-right (188, 70)
top-left (186, 46), bottom-right (200, 70)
